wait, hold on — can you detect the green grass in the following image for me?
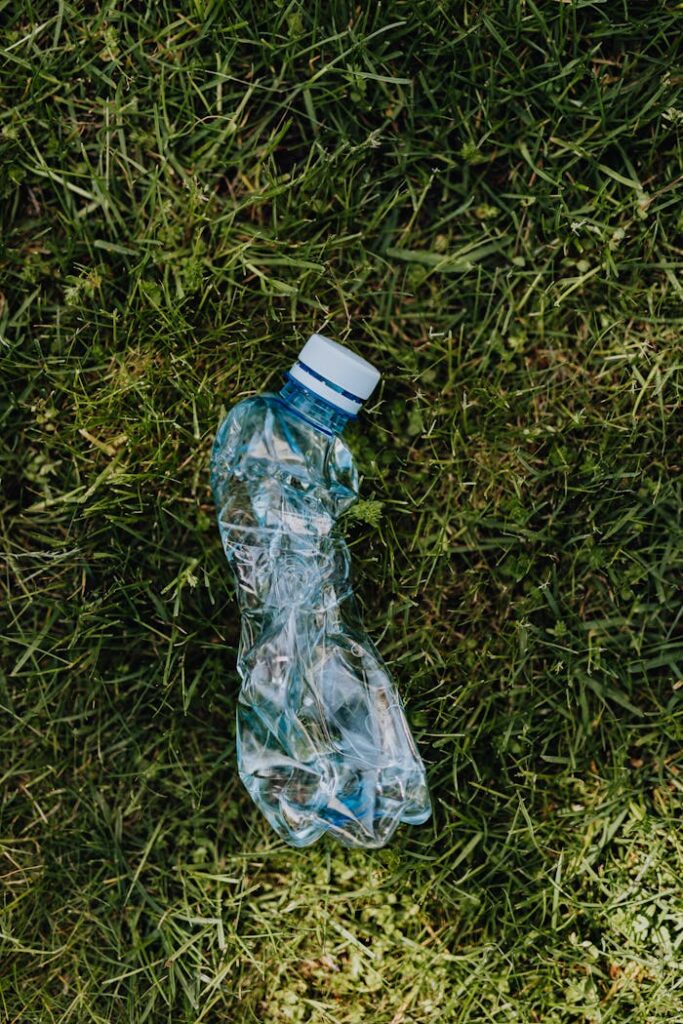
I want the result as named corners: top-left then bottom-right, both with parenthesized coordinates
top-left (1, 1), bottom-right (683, 1021)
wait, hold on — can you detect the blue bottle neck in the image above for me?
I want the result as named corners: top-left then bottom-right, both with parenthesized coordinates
top-left (279, 376), bottom-right (353, 436)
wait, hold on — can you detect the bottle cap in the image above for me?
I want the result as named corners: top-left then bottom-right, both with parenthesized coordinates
top-left (288, 333), bottom-right (381, 415)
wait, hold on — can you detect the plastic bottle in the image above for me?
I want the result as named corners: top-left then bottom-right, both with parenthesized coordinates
top-left (210, 333), bottom-right (431, 847)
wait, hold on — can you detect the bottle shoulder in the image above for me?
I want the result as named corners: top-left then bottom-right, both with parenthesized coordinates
top-left (211, 392), bottom-right (358, 512)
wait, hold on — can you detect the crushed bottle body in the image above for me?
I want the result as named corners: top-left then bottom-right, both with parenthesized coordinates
top-left (211, 382), bottom-right (431, 848)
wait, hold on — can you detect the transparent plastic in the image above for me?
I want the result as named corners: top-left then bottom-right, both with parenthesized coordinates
top-left (210, 377), bottom-right (431, 848)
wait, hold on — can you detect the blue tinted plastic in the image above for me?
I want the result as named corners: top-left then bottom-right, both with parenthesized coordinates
top-left (210, 381), bottom-right (431, 847)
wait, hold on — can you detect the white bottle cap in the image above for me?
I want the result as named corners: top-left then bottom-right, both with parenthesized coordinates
top-left (288, 333), bottom-right (381, 415)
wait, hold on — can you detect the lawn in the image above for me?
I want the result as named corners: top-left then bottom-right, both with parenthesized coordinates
top-left (1, 2), bottom-right (682, 1022)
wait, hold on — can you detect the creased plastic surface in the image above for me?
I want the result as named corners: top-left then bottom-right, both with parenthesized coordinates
top-left (211, 394), bottom-right (430, 847)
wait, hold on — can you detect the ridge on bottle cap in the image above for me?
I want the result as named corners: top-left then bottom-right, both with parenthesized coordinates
top-left (288, 333), bottom-right (381, 415)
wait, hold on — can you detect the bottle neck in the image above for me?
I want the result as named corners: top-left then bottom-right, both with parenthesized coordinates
top-left (279, 376), bottom-right (353, 436)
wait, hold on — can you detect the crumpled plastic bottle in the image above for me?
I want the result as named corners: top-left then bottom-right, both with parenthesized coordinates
top-left (211, 333), bottom-right (430, 847)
